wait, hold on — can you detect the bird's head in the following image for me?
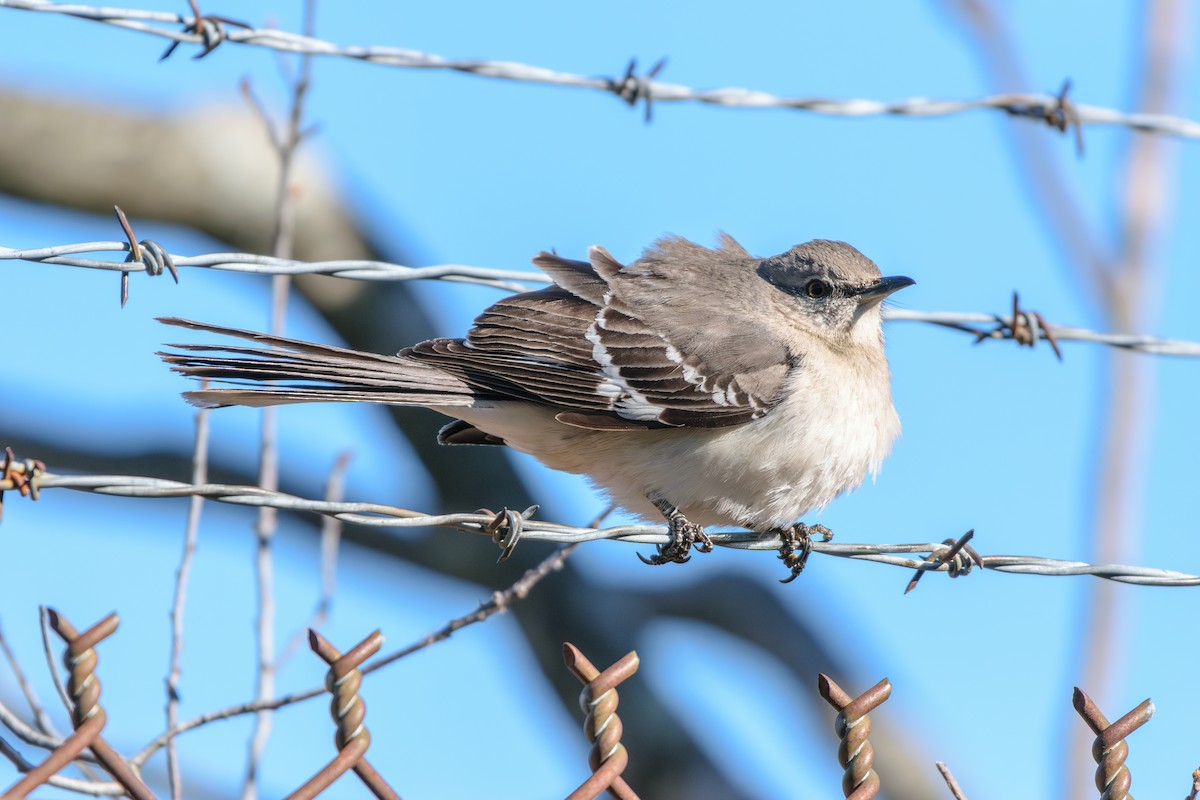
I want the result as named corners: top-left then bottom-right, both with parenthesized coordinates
top-left (756, 240), bottom-right (913, 351)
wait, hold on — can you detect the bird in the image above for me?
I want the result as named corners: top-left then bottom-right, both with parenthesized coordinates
top-left (159, 233), bottom-right (913, 570)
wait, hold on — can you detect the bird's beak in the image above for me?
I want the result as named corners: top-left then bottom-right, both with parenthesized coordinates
top-left (854, 275), bottom-right (915, 305)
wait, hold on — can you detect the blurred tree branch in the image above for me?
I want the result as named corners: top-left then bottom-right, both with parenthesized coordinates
top-left (936, 2), bottom-right (1190, 798)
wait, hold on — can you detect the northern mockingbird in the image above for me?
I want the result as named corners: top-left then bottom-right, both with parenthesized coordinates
top-left (160, 234), bottom-right (912, 568)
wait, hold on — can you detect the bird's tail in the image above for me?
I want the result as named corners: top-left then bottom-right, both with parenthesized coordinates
top-left (157, 317), bottom-right (475, 409)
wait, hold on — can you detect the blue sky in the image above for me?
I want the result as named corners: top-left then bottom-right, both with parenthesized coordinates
top-left (1, 2), bottom-right (1199, 798)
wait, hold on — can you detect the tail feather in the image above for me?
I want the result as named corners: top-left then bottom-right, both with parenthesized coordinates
top-left (157, 317), bottom-right (477, 409)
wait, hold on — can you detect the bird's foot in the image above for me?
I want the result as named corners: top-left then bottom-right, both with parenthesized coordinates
top-left (639, 498), bottom-right (712, 566)
top-left (774, 522), bottom-right (833, 584)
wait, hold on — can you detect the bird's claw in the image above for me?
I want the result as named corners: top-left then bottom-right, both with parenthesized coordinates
top-left (776, 522), bottom-right (833, 583)
top-left (638, 514), bottom-right (711, 566)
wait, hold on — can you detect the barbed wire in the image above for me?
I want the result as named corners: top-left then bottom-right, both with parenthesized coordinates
top-left (2, 461), bottom-right (1197, 587)
top-left (4, 0), bottom-right (1200, 140)
top-left (0, 242), bottom-right (538, 293)
top-left (884, 307), bottom-right (1200, 357)
top-left (5, 238), bottom-right (1199, 357)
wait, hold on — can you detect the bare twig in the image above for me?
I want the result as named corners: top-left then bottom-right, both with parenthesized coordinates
top-left (165, 383), bottom-right (211, 800)
top-left (0, 620), bottom-right (55, 736)
top-left (239, 2), bottom-right (317, 792)
top-left (0, 735), bottom-right (123, 797)
top-left (38, 606), bottom-right (71, 713)
top-left (936, 762), bottom-right (968, 800)
top-left (279, 451), bottom-right (350, 666)
top-left (129, 538), bottom-right (579, 767)
top-left (364, 542), bottom-right (579, 674)
top-left (941, 5), bottom-right (1191, 799)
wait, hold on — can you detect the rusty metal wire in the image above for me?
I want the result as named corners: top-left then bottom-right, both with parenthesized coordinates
top-left (3, 0), bottom-right (1200, 140)
top-left (4, 236), bottom-right (1198, 356)
top-left (285, 630), bottom-right (401, 800)
top-left (2, 610), bottom-right (155, 800)
top-left (3, 611), bottom-right (1193, 799)
top-left (818, 674), bottom-right (891, 800)
top-left (1072, 688), bottom-right (1154, 800)
top-left (0, 545), bottom-right (578, 794)
top-left (3, 458), bottom-right (1199, 587)
top-left (562, 643), bottom-right (640, 800)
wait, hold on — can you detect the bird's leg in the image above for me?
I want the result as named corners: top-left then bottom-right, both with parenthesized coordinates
top-left (773, 522), bottom-right (834, 584)
top-left (638, 494), bottom-right (713, 566)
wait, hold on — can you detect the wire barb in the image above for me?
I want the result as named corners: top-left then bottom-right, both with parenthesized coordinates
top-left (562, 643), bottom-right (641, 800)
top-left (0, 446), bottom-right (43, 523)
top-left (904, 530), bottom-right (982, 594)
top-left (1005, 79), bottom-right (1085, 155)
top-left (112, 205), bottom-right (179, 307)
top-left (606, 57), bottom-right (667, 123)
top-left (159, 0), bottom-right (250, 61)
top-left (969, 292), bottom-right (1063, 361)
top-left (478, 504), bottom-right (540, 562)
top-left (818, 674), bottom-right (892, 799)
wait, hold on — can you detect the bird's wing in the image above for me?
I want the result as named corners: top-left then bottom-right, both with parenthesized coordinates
top-left (406, 245), bottom-right (794, 429)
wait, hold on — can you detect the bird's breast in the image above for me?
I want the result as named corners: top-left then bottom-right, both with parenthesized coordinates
top-left (438, 354), bottom-right (900, 531)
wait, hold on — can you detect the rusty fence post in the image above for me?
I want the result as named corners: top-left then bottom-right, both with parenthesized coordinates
top-left (1072, 688), bottom-right (1154, 800)
top-left (2, 610), bottom-right (157, 800)
top-left (284, 629), bottom-right (402, 800)
top-left (562, 643), bottom-right (640, 800)
top-left (818, 674), bottom-right (892, 800)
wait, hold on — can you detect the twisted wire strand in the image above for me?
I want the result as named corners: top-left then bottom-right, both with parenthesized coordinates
top-left (4, 242), bottom-right (1198, 356)
top-left (3, 0), bottom-right (1200, 138)
top-left (5, 469), bottom-right (1199, 586)
top-left (0, 243), bottom-right (540, 293)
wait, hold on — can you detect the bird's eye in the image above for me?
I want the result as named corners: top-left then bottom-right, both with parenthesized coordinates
top-left (805, 279), bottom-right (831, 299)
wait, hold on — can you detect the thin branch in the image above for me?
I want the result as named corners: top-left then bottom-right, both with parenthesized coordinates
top-left (0, 735), bottom-right (124, 797)
top-left (278, 451), bottom-right (350, 666)
top-left (0, 698), bottom-right (71, 757)
top-left (37, 607), bottom-right (70, 713)
top-left (239, 3), bottom-right (315, 796)
top-left (2, 616), bottom-right (107, 786)
top-left (129, 539), bottom-right (580, 767)
top-left (935, 762), bottom-right (968, 800)
top-left (1, 0), bottom-right (1199, 138)
top-left (366, 543), bottom-right (579, 674)
top-left (1069, 3), bottom-right (1189, 799)
top-left (164, 384), bottom-right (210, 800)
top-left (0, 619), bottom-right (56, 736)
